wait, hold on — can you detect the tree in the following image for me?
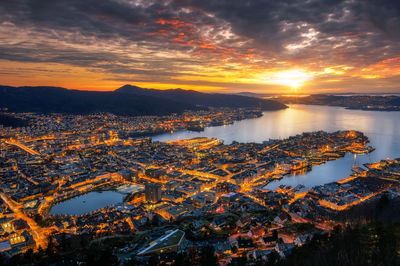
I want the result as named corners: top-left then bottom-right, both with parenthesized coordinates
top-left (377, 192), bottom-right (390, 212)
top-left (266, 251), bottom-right (280, 266)
top-left (172, 252), bottom-right (189, 266)
top-left (127, 255), bottom-right (139, 266)
top-left (231, 245), bottom-right (238, 254)
top-left (46, 236), bottom-right (57, 257)
top-left (147, 254), bottom-right (159, 266)
top-left (237, 253), bottom-right (247, 266)
top-left (272, 230), bottom-right (278, 240)
top-left (60, 233), bottom-right (68, 252)
top-left (199, 246), bottom-right (218, 266)
top-left (152, 214), bottom-right (160, 226)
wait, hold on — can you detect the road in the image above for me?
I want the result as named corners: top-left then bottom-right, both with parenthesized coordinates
top-left (5, 140), bottom-right (40, 156)
top-left (1, 194), bottom-right (50, 249)
top-left (289, 212), bottom-right (334, 231)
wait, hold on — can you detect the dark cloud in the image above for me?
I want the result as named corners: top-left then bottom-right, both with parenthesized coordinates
top-left (0, 0), bottom-right (243, 73)
top-left (177, 0), bottom-right (400, 65)
top-left (0, 0), bottom-right (225, 49)
top-left (1, 0), bottom-right (146, 39)
top-left (0, 0), bottom-right (399, 91)
top-left (2, 0), bottom-right (398, 64)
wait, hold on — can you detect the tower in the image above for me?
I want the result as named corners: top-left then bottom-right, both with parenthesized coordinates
top-left (145, 183), bottom-right (162, 203)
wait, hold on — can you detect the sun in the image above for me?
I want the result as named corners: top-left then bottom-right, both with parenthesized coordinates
top-left (261, 69), bottom-right (313, 91)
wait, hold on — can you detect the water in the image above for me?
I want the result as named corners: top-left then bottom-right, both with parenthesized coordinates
top-left (50, 184), bottom-right (145, 216)
top-left (50, 190), bottom-right (125, 216)
top-left (153, 105), bottom-right (400, 189)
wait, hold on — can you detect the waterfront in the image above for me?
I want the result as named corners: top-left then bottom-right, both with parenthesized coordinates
top-left (49, 184), bottom-right (145, 216)
top-left (153, 105), bottom-right (400, 189)
top-left (1, 104), bottom-right (399, 261)
top-left (49, 191), bottom-right (125, 216)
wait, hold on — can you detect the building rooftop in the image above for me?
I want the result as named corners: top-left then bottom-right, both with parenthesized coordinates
top-left (138, 229), bottom-right (185, 255)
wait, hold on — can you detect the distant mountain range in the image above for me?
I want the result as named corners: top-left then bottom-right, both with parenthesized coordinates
top-left (276, 94), bottom-right (400, 111)
top-left (0, 85), bottom-right (287, 116)
top-left (116, 85), bottom-right (286, 110)
top-left (235, 92), bottom-right (272, 98)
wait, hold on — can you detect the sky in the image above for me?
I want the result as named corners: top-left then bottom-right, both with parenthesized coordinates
top-left (0, 0), bottom-right (399, 94)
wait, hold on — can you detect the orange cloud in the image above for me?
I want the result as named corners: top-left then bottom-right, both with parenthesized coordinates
top-left (352, 56), bottom-right (400, 79)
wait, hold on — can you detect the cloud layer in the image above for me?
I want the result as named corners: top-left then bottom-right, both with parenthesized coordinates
top-left (0, 0), bottom-right (399, 92)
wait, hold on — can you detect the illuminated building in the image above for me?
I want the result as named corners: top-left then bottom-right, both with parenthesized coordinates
top-left (137, 229), bottom-right (185, 255)
top-left (145, 183), bottom-right (162, 203)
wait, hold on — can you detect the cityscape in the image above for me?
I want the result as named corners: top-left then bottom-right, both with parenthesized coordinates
top-left (0, 109), bottom-right (399, 265)
top-left (1, 0), bottom-right (400, 265)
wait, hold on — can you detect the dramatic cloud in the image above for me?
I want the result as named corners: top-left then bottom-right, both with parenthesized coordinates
top-left (0, 0), bottom-right (399, 92)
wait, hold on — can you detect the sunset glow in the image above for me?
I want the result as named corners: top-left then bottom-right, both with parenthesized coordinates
top-left (261, 69), bottom-right (313, 90)
top-left (0, 0), bottom-right (399, 93)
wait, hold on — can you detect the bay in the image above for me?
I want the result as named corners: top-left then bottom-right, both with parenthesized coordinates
top-left (153, 105), bottom-right (400, 189)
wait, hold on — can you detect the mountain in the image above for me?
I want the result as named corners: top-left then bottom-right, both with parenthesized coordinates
top-left (0, 86), bottom-right (201, 116)
top-left (389, 97), bottom-right (400, 106)
top-left (234, 91), bottom-right (280, 98)
top-left (276, 94), bottom-right (400, 111)
top-left (235, 92), bottom-right (264, 98)
top-left (115, 85), bottom-right (287, 110)
top-left (0, 85), bottom-right (287, 116)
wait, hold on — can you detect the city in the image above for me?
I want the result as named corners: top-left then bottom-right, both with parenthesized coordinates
top-left (0, 109), bottom-right (398, 264)
top-left (1, 0), bottom-right (400, 265)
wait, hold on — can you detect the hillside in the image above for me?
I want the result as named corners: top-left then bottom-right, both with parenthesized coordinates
top-left (0, 86), bottom-right (202, 116)
top-left (0, 85), bottom-right (287, 116)
top-left (276, 94), bottom-right (400, 111)
top-left (115, 85), bottom-right (287, 110)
